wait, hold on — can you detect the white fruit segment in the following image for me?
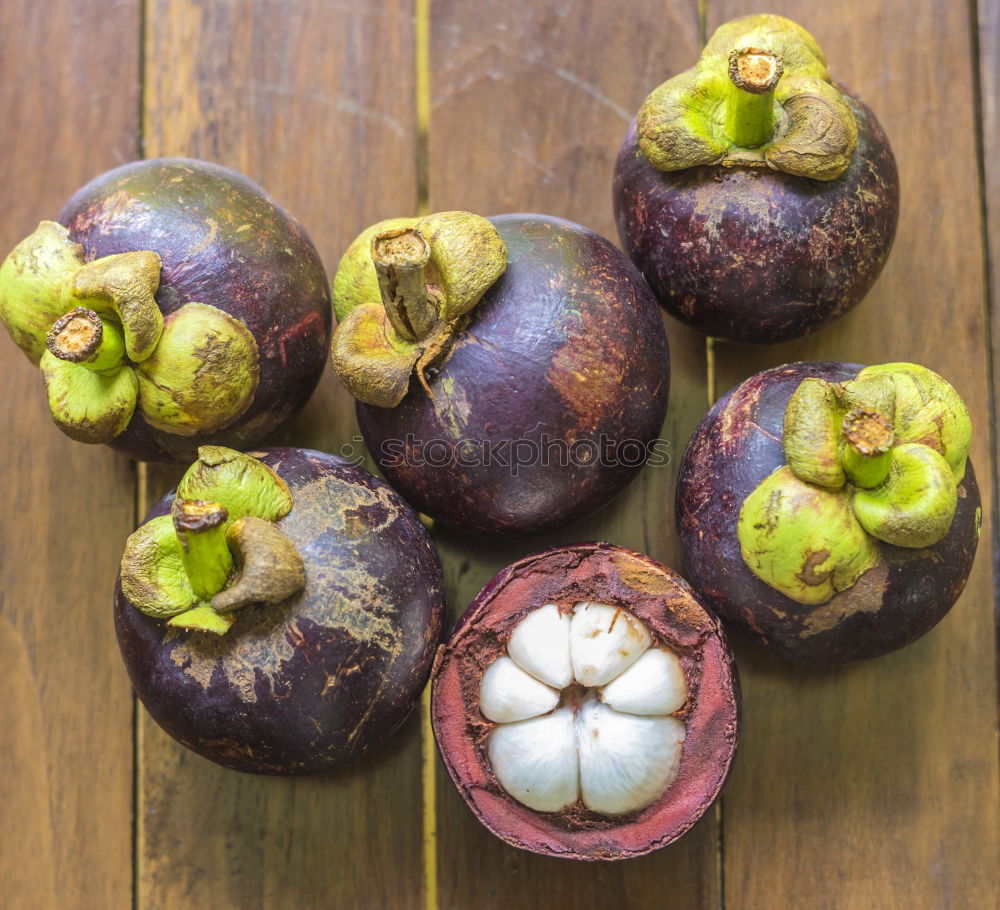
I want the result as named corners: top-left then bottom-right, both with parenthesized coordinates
top-left (482, 603), bottom-right (688, 817)
top-left (599, 648), bottom-right (687, 715)
top-left (479, 656), bottom-right (560, 723)
top-left (576, 699), bottom-right (686, 815)
top-left (570, 601), bottom-right (651, 686)
top-left (507, 603), bottom-right (573, 688)
top-left (487, 707), bottom-right (579, 812)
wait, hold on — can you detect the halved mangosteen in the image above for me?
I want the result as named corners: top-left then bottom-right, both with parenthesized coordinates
top-left (431, 543), bottom-right (739, 860)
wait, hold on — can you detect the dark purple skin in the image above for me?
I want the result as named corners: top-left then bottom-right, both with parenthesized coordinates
top-left (115, 447), bottom-right (445, 775)
top-left (357, 214), bottom-right (670, 537)
top-left (59, 158), bottom-right (332, 462)
top-left (676, 363), bottom-right (981, 664)
top-left (613, 91), bottom-right (900, 344)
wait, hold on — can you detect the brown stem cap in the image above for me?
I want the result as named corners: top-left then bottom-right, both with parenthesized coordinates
top-left (46, 308), bottom-right (103, 363)
top-left (728, 47), bottom-right (783, 94)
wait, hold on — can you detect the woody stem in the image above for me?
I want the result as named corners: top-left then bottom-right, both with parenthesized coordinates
top-left (372, 227), bottom-right (438, 342)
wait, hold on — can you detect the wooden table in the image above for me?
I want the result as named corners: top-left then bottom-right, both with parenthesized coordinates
top-left (2, 1), bottom-right (997, 907)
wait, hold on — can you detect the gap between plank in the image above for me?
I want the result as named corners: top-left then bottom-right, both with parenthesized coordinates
top-left (698, 3), bottom-right (726, 908)
top-left (134, 458), bottom-right (149, 910)
top-left (133, 2), bottom-right (150, 905)
top-left (415, 0), bottom-right (437, 908)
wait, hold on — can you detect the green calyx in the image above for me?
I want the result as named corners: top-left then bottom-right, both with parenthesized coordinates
top-left (0, 222), bottom-right (260, 444)
top-left (120, 447), bottom-right (304, 636)
top-left (739, 363), bottom-right (972, 604)
top-left (330, 211), bottom-right (507, 407)
top-left (636, 14), bottom-right (858, 181)
top-left (739, 466), bottom-right (879, 605)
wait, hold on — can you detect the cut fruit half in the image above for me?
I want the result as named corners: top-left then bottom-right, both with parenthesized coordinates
top-left (431, 542), bottom-right (739, 861)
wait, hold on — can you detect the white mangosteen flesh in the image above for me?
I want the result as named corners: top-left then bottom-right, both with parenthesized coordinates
top-left (479, 603), bottom-right (688, 815)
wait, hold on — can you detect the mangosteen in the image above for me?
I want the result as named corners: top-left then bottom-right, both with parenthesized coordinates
top-left (0, 158), bottom-right (331, 461)
top-left (115, 445), bottom-right (445, 774)
top-left (330, 211), bottom-right (669, 536)
top-left (613, 14), bottom-right (899, 343)
top-left (431, 543), bottom-right (739, 860)
top-left (677, 362), bottom-right (980, 664)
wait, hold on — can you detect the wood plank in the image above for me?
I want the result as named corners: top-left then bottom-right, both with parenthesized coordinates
top-left (427, 1), bottom-right (718, 905)
top-left (139, 2), bottom-right (421, 907)
top-left (981, 0), bottom-right (1000, 612)
top-left (0, 3), bottom-right (139, 908)
top-left (704, 2), bottom-right (1000, 907)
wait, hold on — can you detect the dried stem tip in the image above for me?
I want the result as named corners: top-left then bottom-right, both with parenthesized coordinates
top-left (728, 47), bottom-right (783, 94)
top-left (47, 308), bottom-right (103, 363)
top-left (841, 409), bottom-right (894, 489)
top-left (172, 499), bottom-right (229, 533)
top-left (372, 227), bottom-right (437, 342)
top-left (842, 409), bottom-right (894, 456)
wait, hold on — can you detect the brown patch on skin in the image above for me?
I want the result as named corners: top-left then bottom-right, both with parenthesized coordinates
top-left (796, 549), bottom-right (832, 586)
top-left (717, 376), bottom-right (765, 457)
top-left (799, 560), bottom-right (889, 637)
top-left (548, 328), bottom-right (626, 430)
top-left (611, 556), bottom-right (707, 629)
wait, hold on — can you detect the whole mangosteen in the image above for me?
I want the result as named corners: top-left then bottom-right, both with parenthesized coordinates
top-left (677, 362), bottom-right (980, 664)
top-left (613, 15), bottom-right (899, 343)
top-left (431, 542), bottom-right (739, 860)
top-left (330, 212), bottom-right (670, 536)
top-left (115, 445), bottom-right (445, 774)
top-left (0, 158), bottom-right (331, 461)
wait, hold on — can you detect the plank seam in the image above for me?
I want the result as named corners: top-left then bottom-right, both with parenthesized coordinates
top-left (133, 1), bottom-right (149, 905)
top-left (699, 3), bottom-right (726, 909)
top-left (416, 1), bottom-right (437, 908)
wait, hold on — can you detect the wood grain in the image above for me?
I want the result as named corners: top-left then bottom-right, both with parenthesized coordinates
top-left (427, 1), bottom-right (718, 906)
top-left (0, 2), bottom-right (139, 908)
top-left (981, 0), bottom-right (1000, 608)
top-left (705, 2), bottom-right (1000, 907)
top-left (138, 2), bottom-right (421, 907)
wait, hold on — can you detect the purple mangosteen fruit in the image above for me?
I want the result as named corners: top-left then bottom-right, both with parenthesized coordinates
top-left (330, 211), bottom-right (670, 536)
top-left (677, 362), bottom-right (980, 664)
top-left (115, 445), bottom-right (445, 774)
top-left (0, 158), bottom-right (331, 461)
top-left (613, 15), bottom-right (899, 343)
top-left (431, 543), bottom-right (739, 860)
